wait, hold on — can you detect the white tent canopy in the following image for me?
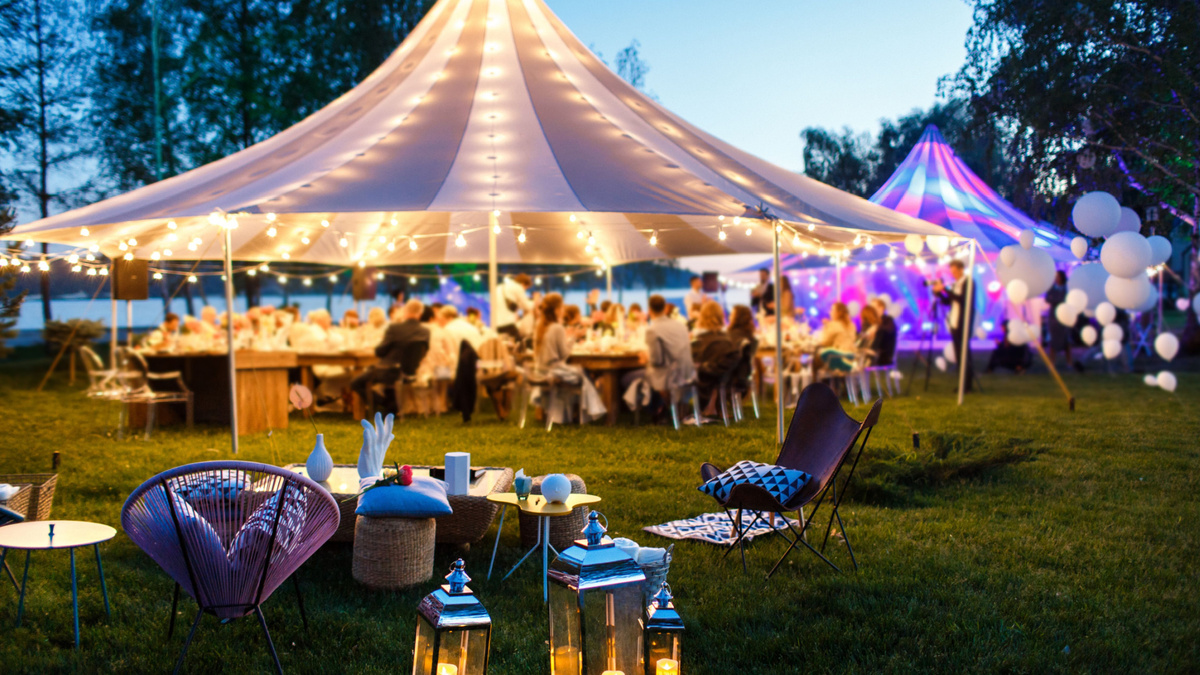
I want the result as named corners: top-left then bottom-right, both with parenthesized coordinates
top-left (12, 0), bottom-right (952, 266)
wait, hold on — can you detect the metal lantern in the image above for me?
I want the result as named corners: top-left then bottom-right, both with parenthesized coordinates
top-left (642, 584), bottom-right (683, 674)
top-left (548, 511), bottom-right (647, 675)
top-left (414, 559), bottom-right (492, 675)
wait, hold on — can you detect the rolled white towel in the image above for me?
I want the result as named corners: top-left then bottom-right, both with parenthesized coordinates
top-left (635, 547), bottom-right (668, 566)
top-left (612, 537), bottom-right (640, 560)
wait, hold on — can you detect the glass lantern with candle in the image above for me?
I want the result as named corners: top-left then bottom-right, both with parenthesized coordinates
top-left (547, 511), bottom-right (647, 675)
top-left (413, 559), bottom-right (491, 675)
top-left (642, 583), bottom-right (683, 675)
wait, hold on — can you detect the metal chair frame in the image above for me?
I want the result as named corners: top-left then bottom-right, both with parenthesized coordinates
top-left (115, 349), bottom-right (194, 440)
top-left (0, 505), bottom-right (25, 592)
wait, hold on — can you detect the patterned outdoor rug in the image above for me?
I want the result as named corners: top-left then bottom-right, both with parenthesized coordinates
top-left (643, 511), bottom-right (801, 546)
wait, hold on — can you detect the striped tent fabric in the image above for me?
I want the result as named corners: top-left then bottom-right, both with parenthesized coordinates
top-left (11, 0), bottom-right (952, 267)
top-left (869, 125), bottom-right (1072, 259)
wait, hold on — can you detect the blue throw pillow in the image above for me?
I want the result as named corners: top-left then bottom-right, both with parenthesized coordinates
top-left (355, 476), bottom-right (453, 518)
top-left (698, 460), bottom-right (811, 505)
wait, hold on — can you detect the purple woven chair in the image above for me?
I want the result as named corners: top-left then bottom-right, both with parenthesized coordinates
top-left (122, 461), bottom-right (339, 674)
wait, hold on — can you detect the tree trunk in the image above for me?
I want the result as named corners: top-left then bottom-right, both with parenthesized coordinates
top-left (35, 0), bottom-right (51, 323)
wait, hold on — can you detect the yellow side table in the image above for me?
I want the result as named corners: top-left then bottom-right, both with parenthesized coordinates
top-left (486, 493), bottom-right (601, 602)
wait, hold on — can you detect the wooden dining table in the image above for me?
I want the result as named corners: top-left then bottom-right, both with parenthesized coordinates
top-left (142, 350), bottom-right (297, 435)
top-left (295, 350), bottom-right (378, 391)
top-left (569, 351), bottom-right (645, 426)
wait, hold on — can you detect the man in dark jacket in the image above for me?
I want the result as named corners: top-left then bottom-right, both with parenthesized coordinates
top-left (350, 299), bottom-right (430, 407)
top-left (932, 260), bottom-right (976, 392)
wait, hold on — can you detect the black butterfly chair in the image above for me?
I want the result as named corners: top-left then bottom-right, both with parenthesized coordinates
top-left (700, 383), bottom-right (881, 576)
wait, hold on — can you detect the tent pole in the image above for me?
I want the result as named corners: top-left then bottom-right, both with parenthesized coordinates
top-left (223, 226), bottom-right (239, 454)
top-left (956, 241), bottom-right (976, 406)
top-left (773, 223), bottom-right (784, 445)
top-left (110, 294), bottom-right (118, 366)
top-left (836, 257), bottom-right (843, 300)
top-left (126, 300), bottom-right (133, 338)
top-left (605, 265), bottom-right (612, 301)
top-left (488, 211), bottom-right (498, 329)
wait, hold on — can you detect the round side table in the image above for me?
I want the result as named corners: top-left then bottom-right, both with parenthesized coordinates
top-left (486, 493), bottom-right (601, 603)
top-left (0, 520), bottom-right (115, 649)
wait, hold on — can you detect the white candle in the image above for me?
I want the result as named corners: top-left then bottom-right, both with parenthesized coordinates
top-left (656, 658), bottom-right (679, 674)
top-left (436, 664), bottom-right (458, 675)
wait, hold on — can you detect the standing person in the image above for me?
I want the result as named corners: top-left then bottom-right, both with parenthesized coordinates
top-left (1045, 270), bottom-right (1080, 371)
top-left (683, 276), bottom-right (707, 322)
top-left (350, 300), bottom-right (430, 406)
top-left (869, 298), bottom-right (898, 367)
top-left (778, 275), bottom-right (795, 319)
top-left (750, 268), bottom-right (775, 316)
top-left (494, 273), bottom-right (533, 341)
top-left (932, 259), bottom-right (976, 392)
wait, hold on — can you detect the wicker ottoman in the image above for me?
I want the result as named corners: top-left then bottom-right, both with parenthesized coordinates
top-left (438, 467), bottom-right (514, 546)
top-left (352, 515), bottom-right (436, 589)
top-left (519, 474), bottom-right (588, 551)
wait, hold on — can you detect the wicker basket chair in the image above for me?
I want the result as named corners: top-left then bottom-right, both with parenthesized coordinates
top-left (122, 461), bottom-right (339, 674)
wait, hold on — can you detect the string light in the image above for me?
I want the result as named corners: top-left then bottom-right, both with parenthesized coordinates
top-left (455, 233), bottom-right (466, 247)
top-left (281, 252), bottom-right (290, 260)
top-left (649, 231), bottom-right (658, 247)
top-left (807, 223), bottom-right (816, 232)
top-left (67, 254), bottom-right (78, 264)
top-left (493, 223), bottom-right (501, 234)
top-left (123, 252), bottom-right (134, 261)
top-left (99, 268), bottom-right (108, 276)
top-left (150, 252), bottom-right (161, 261)
top-left (266, 212), bottom-right (276, 222)
top-left (718, 230), bottom-right (727, 241)
top-left (187, 275), bottom-right (197, 283)
top-left (409, 239), bottom-right (418, 251)
top-left (163, 249), bottom-right (172, 257)
top-left (745, 226), bottom-right (752, 236)
top-left (247, 269), bottom-right (257, 277)
top-left (357, 260), bottom-right (366, 268)
top-left (564, 274), bottom-right (572, 282)
top-left (377, 235), bottom-right (386, 244)
top-left (329, 274), bottom-right (338, 282)
top-left (386, 242), bottom-right (395, 252)
top-left (37, 260), bottom-right (49, 271)
top-left (152, 272), bottom-right (163, 280)
top-left (79, 228), bottom-right (88, 237)
top-left (517, 228), bottom-right (526, 244)
top-left (167, 232), bottom-right (178, 242)
top-left (569, 214), bottom-right (577, 223)
top-left (267, 227), bottom-right (277, 237)
top-left (339, 237), bottom-right (349, 247)
top-left (278, 275), bottom-right (287, 284)
top-left (20, 265), bottom-right (30, 273)
top-left (23, 239), bottom-right (33, 248)
top-left (302, 278), bottom-right (312, 287)
top-left (409, 276), bottom-right (418, 284)
top-left (792, 233), bottom-right (801, 247)
top-left (260, 263), bottom-right (269, 272)
top-left (301, 236), bottom-right (311, 245)
top-left (321, 220), bottom-right (330, 228)
top-left (86, 268), bottom-right (97, 276)
top-left (167, 221), bottom-right (177, 230)
top-left (128, 238), bottom-right (138, 246)
top-left (376, 272), bottom-right (385, 280)
top-left (118, 242), bottom-right (128, 251)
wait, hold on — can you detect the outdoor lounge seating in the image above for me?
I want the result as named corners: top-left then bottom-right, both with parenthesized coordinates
top-left (121, 461), bottom-right (339, 674)
top-left (700, 383), bottom-right (881, 576)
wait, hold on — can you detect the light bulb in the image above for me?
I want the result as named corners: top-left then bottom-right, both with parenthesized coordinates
top-left (718, 215), bottom-right (725, 221)
top-left (328, 274), bottom-right (337, 282)
top-left (99, 267), bottom-right (108, 276)
top-left (577, 231), bottom-right (585, 239)
top-left (152, 271), bottom-right (162, 280)
top-left (247, 269), bottom-right (257, 277)
top-left (376, 272), bottom-right (384, 280)
top-left (260, 263), bottom-right (269, 272)
top-left (386, 242), bottom-right (395, 251)
top-left (587, 235), bottom-right (595, 246)
top-left (455, 233), bottom-right (466, 247)
top-left (808, 223), bottom-right (816, 232)
top-left (409, 239), bottom-right (418, 251)
top-left (378, 235), bottom-right (386, 243)
top-left (267, 227), bottom-right (277, 237)
top-left (564, 274), bottom-right (572, 282)
top-left (776, 224), bottom-right (783, 233)
top-left (123, 252), bottom-right (133, 261)
top-left (493, 209), bottom-right (500, 217)
top-left (649, 231), bottom-right (658, 246)
top-left (793, 234), bottom-right (801, 246)
top-left (118, 242), bottom-right (128, 251)
top-left (80, 227), bottom-right (89, 237)
top-left (569, 214), bottom-right (577, 222)
top-left (321, 220), bottom-right (330, 228)
top-left (86, 268), bottom-right (96, 276)
top-left (733, 216), bottom-right (741, 225)
top-left (167, 232), bottom-right (177, 242)
top-left (745, 227), bottom-right (753, 236)
top-left (187, 275), bottom-right (197, 283)
top-left (517, 230), bottom-right (526, 244)
top-left (266, 212), bottom-right (276, 222)
top-left (281, 252), bottom-right (290, 260)
top-left (473, 273), bottom-right (481, 281)
top-left (718, 230), bottom-right (727, 241)
top-left (167, 221), bottom-right (177, 229)
top-left (67, 254), bottom-right (78, 264)
top-left (278, 275), bottom-right (287, 283)
top-left (339, 238), bottom-right (349, 247)
top-left (150, 252), bottom-right (161, 261)
top-left (409, 276), bottom-right (418, 284)
top-left (302, 278), bottom-right (312, 287)
top-left (493, 224), bottom-right (501, 234)
top-left (162, 249), bottom-right (172, 257)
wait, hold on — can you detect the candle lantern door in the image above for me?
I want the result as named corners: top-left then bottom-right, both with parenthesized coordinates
top-left (414, 559), bottom-right (492, 675)
top-left (548, 511), bottom-right (647, 675)
top-left (642, 584), bottom-right (683, 674)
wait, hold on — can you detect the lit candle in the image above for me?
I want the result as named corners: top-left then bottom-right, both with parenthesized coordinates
top-left (601, 671), bottom-right (625, 675)
top-left (553, 646), bottom-right (579, 674)
top-left (436, 664), bottom-right (458, 675)
top-left (656, 659), bottom-right (679, 674)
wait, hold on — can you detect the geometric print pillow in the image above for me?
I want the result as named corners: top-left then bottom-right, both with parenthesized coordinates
top-left (698, 460), bottom-right (811, 505)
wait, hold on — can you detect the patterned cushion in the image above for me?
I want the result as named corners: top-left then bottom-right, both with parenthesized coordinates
top-left (698, 460), bottom-right (810, 505)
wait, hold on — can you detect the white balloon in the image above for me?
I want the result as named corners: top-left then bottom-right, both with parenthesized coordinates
top-left (927, 235), bottom-right (950, 255)
top-left (1101, 339), bottom-right (1123, 360)
top-left (1067, 263), bottom-right (1109, 310)
top-left (903, 233), bottom-right (924, 255)
top-left (1054, 303), bottom-right (1078, 327)
top-left (847, 301), bottom-right (862, 317)
top-left (1102, 323), bottom-right (1124, 343)
top-left (1105, 273), bottom-right (1152, 310)
top-left (1157, 371), bottom-right (1177, 393)
top-left (1007, 319), bottom-right (1029, 346)
top-left (1018, 229), bottom-right (1035, 250)
top-left (878, 293), bottom-right (892, 304)
top-left (1176, 298), bottom-right (1191, 311)
top-left (1115, 207), bottom-right (1141, 234)
top-left (1072, 191), bottom-right (1122, 238)
top-left (935, 356), bottom-right (947, 372)
top-left (996, 245), bottom-right (1056, 297)
top-left (889, 303), bottom-right (905, 318)
top-left (1070, 236), bottom-right (1089, 259)
top-left (1100, 231), bottom-right (1153, 279)
top-left (1155, 332), bottom-right (1179, 361)
top-left (1006, 279), bottom-right (1029, 304)
top-left (1143, 374), bottom-right (1158, 387)
top-left (943, 341), bottom-right (957, 364)
top-left (1134, 285), bottom-right (1159, 313)
top-left (1146, 235), bottom-right (1172, 266)
top-left (1096, 302), bottom-right (1117, 326)
top-left (1066, 288), bottom-right (1088, 309)
top-left (999, 246), bottom-right (1017, 267)
top-left (1080, 325), bottom-right (1098, 346)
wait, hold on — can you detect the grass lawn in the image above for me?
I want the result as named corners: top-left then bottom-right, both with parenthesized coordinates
top-left (0, 351), bottom-right (1197, 673)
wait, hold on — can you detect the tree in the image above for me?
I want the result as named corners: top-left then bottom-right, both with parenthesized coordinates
top-left (953, 0), bottom-right (1199, 227)
top-left (0, 0), bottom-right (94, 322)
top-left (0, 184), bottom-right (26, 358)
top-left (799, 126), bottom-right (879, 196)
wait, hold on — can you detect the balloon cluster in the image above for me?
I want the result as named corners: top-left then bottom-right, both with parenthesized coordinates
top-left (996, 226), bottom-right (1055, 305)
top-left (1071, 192), bottom-right (1171, 312)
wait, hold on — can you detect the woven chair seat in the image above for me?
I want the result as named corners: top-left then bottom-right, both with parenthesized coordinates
top-left (352, 515), bottom-right (435, 589)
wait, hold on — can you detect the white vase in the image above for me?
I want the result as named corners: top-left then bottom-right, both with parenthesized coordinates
top-left (306, 434), bottom-right (333, 483)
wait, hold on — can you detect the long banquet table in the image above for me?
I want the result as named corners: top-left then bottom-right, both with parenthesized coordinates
top-left (568, 351), bottom-right (644, 426)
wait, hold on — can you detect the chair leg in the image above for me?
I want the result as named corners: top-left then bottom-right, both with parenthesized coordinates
top-left (144, 402), bottom-right (156, 441)
top-left (749, 385), bottom-right (760, 418)
top-left (719, 387), bottom-right (730, 427)
top-left (516, 383), bottom-right (528, 429)
top-left (690, 385), bottom-right (701, 425)
top-left (292, 575), bottom-right (309, 633)
top-left (254, 605), bottom-right (284, 675)
top-left (172, 608), bottom-right (204, 675)
top-left (545, 388), bottom-right (555, 432)
top-left (731, 391), bottom-right (743, 422)
top-left (669, 394), bottom-right (681, 430)
top-left (167, 582), bottom-right (180, 639)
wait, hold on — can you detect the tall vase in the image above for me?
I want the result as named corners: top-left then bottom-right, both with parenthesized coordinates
top-left (306, 433), bottom-right (333, 483)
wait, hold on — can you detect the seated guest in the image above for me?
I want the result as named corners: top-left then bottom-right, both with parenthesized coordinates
top-left (986, 320), bottom-right (1034, 374)
top-left (726, 304), bottom-right (755, 347)
top-left (415, 304), bottom-right (455, 414)
top-left (858, 305), bottom-right (880, 358)
top-left (691, 301), bottom-right (738, 417)
top-left (518, 291), bottom-right (542, 339)
top-left (350, 299), bottom-right (430, 408)
top-left (562, 304), bottom-right (586, 340)
top-left (341, 309), bottom-right (360, 330)
top-left (620, 294), bottom-right (695, 421)
top-left (439, 305), bottom-right (483, 354)
top-left (144, 312), bottom-right (181, 351)
top-left (869, 298), bottom-right (897, 367)
top-left (534, 293), bottom-right (572, 371)
top-left (597, 303), bottom-right (625, 337)
top-left (465, 307), bottom-right (485, 332)
top-left (817, 302), bottom-right (857, 373)
top-left (358, 307), bottom-right (388, 348)
top-left (626, 303), bottom-right (647, 342)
